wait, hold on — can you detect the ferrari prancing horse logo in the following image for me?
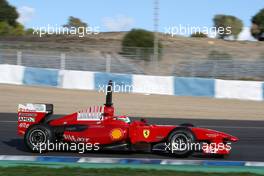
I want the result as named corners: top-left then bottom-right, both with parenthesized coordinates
top-left (143, 129), bottom-right (150, 138)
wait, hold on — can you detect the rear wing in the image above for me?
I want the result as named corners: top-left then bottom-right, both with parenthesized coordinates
top-left (18, 103), bottom-right (53, 113)
top-left (17, 103), bottom-right (53, 135)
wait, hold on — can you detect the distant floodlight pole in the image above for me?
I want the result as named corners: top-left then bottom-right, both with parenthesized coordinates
top-left (153, 0), bottom-right (159, 73)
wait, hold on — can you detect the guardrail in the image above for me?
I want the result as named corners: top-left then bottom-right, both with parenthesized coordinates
top-left (1, 49), bottom-right (264, 80)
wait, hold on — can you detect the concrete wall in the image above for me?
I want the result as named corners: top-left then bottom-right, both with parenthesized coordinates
top-left (1, 64), bottom-right (263, 101)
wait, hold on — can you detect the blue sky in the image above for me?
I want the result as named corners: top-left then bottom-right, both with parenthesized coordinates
top-left (7, 0), bottom-right (264, 39)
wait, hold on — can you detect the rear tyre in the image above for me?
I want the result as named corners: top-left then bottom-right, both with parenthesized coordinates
top-left (167, 128), bottom-right (196, 158)
top-left (24, 124), bottom-right (54, 153)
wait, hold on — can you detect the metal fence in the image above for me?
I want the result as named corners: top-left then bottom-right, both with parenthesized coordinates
top-left (1, 48), bottom-right (264, 80)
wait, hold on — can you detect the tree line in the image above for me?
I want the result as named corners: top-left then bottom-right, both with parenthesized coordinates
top-left (1, 0), bottom-right (264, 41)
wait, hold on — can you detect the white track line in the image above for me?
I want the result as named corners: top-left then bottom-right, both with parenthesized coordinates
top-left (0, 121), bottom-right (16, 123)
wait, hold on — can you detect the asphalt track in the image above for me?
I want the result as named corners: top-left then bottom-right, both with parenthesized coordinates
top-left (0, 113), bottom-right (264, 162)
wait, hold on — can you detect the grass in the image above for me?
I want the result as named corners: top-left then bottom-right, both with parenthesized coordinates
top-left (0, 167), bottom-right (262, 176)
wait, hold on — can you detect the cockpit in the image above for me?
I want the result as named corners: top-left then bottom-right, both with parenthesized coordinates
top-left (115, 116), bottom-right (131, 123)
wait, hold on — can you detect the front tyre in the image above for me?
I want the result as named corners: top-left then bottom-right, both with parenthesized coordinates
top-left (24, 124), bottom-right (54, 153)
top-left (167, 128), bottom-right (196, 158)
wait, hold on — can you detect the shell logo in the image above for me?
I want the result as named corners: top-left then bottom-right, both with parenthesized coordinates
top-left (110, 128), bottom-right (123, 140)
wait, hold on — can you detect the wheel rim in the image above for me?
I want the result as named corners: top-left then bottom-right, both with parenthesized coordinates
top-left (29, 129), bottom-right (47, 146)
top-left (171, 133), bottom-right (191, 153)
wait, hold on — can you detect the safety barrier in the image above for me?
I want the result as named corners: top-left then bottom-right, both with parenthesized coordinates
top-left (0, 64), bottom-right (263, 101)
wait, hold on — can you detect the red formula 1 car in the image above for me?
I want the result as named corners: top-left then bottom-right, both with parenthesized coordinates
top-left (17, 80), bottom-right (238, 157)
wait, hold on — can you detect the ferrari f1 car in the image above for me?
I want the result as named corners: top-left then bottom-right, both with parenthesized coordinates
top-left (17, 80), bottom-right (238, 157)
